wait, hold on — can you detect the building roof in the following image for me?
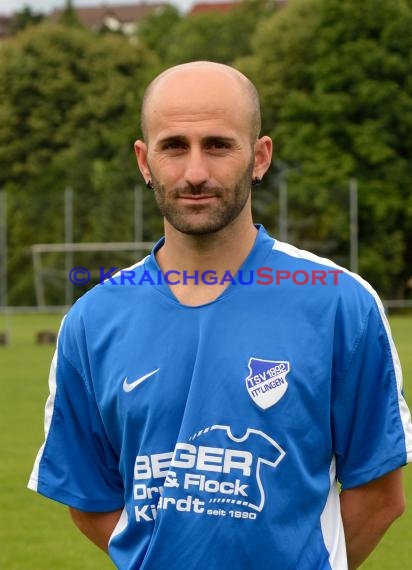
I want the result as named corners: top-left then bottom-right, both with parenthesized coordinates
top-left (189, 2), bottom-right (241, 15)
top-left (189, 1), bottom-right (287, 16)
top-left (51, 3), bottom-right (167, 28)
top-left (0, 15), bottom-right (12, 38)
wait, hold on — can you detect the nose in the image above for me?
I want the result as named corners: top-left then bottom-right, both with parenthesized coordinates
top-left (183, 148), bottom-right (210, 188)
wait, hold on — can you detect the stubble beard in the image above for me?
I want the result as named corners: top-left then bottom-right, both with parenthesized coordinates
top-left (150, 158), bottom-right (255, 236)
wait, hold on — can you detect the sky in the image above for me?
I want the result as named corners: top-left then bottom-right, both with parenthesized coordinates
top-left (0, 0), bottom-right (200, 16)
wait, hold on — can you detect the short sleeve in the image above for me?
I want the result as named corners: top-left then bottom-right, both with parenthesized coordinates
top-left (28, 317), bottom-right (124, 512)
top-left (332, 301), bottom-right (412, 489)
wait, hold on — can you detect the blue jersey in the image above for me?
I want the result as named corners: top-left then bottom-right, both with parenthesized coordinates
top-left (29, 226), bottom-right (412, 569)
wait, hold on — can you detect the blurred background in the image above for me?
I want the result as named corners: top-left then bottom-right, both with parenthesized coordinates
top-left (0, 1), bottom-right (411, 568)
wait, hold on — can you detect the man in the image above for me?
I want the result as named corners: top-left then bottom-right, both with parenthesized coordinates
top-left (29, 62), bottom-right (412, 569)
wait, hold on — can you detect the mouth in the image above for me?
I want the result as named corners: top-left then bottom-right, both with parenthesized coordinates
top-left (177, 195), bottom-right (218, 202)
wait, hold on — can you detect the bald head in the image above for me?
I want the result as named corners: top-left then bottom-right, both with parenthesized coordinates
top-left (140, 61), bottom-right (261, 144)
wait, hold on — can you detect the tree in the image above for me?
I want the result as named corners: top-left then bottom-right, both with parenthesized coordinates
top-left (0, 23), bottom-right (157, 304)
top-left (236, 0), bottom-right (412, 297)
top-left (150, 0), bottom-right (274, 66)
top-left (136, 5), bottom-right (182, 60)
top-left (59, 0), bottom-right (81, 28)
top-left (11, 6), bottom-right (44, 33)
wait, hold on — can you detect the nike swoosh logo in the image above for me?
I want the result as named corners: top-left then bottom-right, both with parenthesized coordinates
top-left (123, 368), bottom-right (160, 393)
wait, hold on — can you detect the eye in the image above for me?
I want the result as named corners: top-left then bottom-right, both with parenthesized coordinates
top-left (158, 137), bottom-right (188, 153)
top-left (211, 141), bottom-right (229, 149)
top-left (206, 139), bottom-right (232, 152)
top-left (162, 141), bottom-right (186, 150)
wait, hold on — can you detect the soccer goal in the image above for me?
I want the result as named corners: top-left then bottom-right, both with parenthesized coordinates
top-left (31, 241), bottom-right (154, 307)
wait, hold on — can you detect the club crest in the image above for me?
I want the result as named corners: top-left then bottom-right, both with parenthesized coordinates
top-left (245, 358), bottom-right (290, 410)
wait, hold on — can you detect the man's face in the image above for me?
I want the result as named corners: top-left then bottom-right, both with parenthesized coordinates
top-left (139, 70), bottom-right (258, 235)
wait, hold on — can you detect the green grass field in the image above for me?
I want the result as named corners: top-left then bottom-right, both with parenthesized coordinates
top-left (0, 313), bottom-right (411, 569)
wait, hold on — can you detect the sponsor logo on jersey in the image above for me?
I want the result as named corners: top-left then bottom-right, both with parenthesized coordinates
top-left (131, 425), bottom-right (285, 523)
top-left (123, 368), bottom-right (160, 393)
top-left (245, 358), bottom-right (290, 409)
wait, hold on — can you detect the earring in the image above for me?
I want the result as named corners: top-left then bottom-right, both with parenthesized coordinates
top-left (146, 180), bottom-right (154, 189)
top-left (251, 177), bottom-right (262, 187)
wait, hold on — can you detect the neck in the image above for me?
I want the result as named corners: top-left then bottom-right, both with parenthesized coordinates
top-left (156, 212), bottom-right (257, 278)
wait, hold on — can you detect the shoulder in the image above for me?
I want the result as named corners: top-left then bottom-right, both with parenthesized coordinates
top-left (258, 236), bottom-right (391, 349)
top-left (269, 238), bottom-right (382, 306)
top-left (60, 254), bottom-right (152, 341)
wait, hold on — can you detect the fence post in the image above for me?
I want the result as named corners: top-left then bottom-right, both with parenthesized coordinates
top-left (349, 178), bottom-right (358, 274)
top-left (65, 187), bottom-right (73, 306)
top-left (0, 189), bottom-right (7, 309)
top-left (134, 185), bottom-right (143, 257)
top-left (279, 181), bottom-right (288, 242)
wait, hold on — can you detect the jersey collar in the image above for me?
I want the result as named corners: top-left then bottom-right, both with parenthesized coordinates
top-left (145, 225), bottom-right (275, 306)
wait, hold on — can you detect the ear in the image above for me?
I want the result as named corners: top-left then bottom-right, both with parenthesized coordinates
top-left (134, 140), bottom-right (151, 183)
top-left (253, 136), bottom-right (273, 180)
